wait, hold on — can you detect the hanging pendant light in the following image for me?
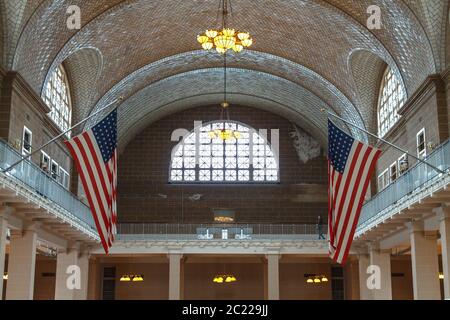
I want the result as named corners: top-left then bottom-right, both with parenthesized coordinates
top-left (197, 0), bottom-right (253, 54)
top-left (207, 51), bottom-right (240, 141)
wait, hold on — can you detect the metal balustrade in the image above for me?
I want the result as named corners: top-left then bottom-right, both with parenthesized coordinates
top-left (116, 223), bottom-right (326, 241)
top-left (0, 139), bottom-right (97, 232)
top-left (357, 139), bottom-right (450, 230)
top-left (2, 134), bottom-right (448, 242)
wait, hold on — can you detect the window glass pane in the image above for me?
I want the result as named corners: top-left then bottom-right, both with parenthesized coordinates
top-left (169, 121), bottom-right (279, 183)
top-left (42, 65), bottom-right (72, 136)
top-left (377, 67), bottom-right (406, 137)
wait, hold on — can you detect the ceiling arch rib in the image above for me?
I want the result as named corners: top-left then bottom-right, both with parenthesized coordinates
top-left (108, 68), bottom-right (366, 149)
top-left (325, 0), bottom-right (436, 93)
top-left (11, 0), bottom-right (436, 126)
top-left (61, 47), bottom-right (103, 133)
top-left (86, 50), bottom-right (364, 130)
top-left (402, 0), bottom-right (449, 72)
top-left (348, 49), bottom-right (388, 135)
top-left (118, 93), bottom-right (329, 153)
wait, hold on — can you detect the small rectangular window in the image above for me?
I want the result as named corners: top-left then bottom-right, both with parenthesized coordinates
top-left (40, 151), bottom-right (50, 173)
top-left (378, 169), bottom-right (389, 191)
top-left (417, 128), bottom-right (426, 159)
top-left (389, 162), bottom-right (397, 183)
top-left (22, 126), bottom-right (32, 155)
top-left (51, 160), bottom-right (59, 180)
top-left (398, 154), bottom-right (408, 175)
top-left (59, 167), bottom-right (70, 189)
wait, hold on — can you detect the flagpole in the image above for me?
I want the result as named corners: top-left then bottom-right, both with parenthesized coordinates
top-left (322, 109), bottom-right (446, 175)
top-left (1, 97), bottom-right (123, 173)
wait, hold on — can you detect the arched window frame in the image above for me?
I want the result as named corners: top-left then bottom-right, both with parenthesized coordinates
top-left (377, 67), bottom-right (406, 137)
top-left (42, 65), bottom-right (73, 137)
top-left (169, 120), bottom-right (279, 184)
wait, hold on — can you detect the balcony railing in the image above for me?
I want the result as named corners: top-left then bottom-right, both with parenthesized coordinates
top-left (0, 139), bottom-right (97, 232)
top-left (358, 139), bottom-right (450, 229)
top-left (116, 223), bottom-right (326, 241)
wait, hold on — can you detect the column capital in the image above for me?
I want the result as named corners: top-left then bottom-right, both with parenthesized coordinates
top-left (352, 240), bottom-right (370, 255)
top-left (59, 241), bottom-right (81, 254)
top-left (435, 205), bottom-right (450, 221)
top-left (0, 206), bottom-right (14, 219)
top-left (406, 220), bottom-right (424, 233)
top-left (23, 221), bottom-right (41, 232)
top-left (167, 252), bottom-right (183, 259)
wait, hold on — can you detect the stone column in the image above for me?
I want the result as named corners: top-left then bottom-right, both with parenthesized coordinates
top-left (75, 251), bottom-right (90, 300)
top-left (6, 227), bottom-right (37, 300)
top-left (358, 254), bottom-right (372, 300)
top-left (168, 253), bottom-right (182, 300)
top-left (266, 254), bottom-right (280, 300)
top-left (0, 207), bottom-right (11, 299)
top-left (369, 245), bottom-right (392, 300)
top-left (55, 247), bottom-right (78, 300)
top-left (437, 207), bottom-right (450, 300)
top-left (409, 221), bottom-right (441, 300)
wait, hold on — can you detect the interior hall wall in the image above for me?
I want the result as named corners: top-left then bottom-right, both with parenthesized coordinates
top-left (33, 257), bottom-right (56, 300)
top-left (279, 262), bottom-right (332, 300)
top-left (375, 75), bottom-right (448, 190)
top-left (184, 261), bottom-right (264, 300)
top-left (118, 105), bottom-right (328, 224)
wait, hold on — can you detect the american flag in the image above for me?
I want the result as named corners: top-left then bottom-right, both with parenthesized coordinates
top-left (328, 119), bottom-right (381, 264)
top-left (65, 109), bottom-right (118, 254)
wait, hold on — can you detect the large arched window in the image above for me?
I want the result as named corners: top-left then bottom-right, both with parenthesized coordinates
top-left (43, 65), bottom-right (72, 136)
top-left (169, 121), bottom-right (279, 183)
top-left (377, 67), bottom-right (406, 137)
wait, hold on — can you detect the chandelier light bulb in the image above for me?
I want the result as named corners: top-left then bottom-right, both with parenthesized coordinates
top-left (222, 28), bottom-right (235, 37)
top-left (237, 32), bottom-right (250, 40)
top-left (202, 41), bottom-right (214, 50)
top-left (216, 46), bottom-right (227, 54)
top-left (197, 35), bottom-right (210, 44)
top-left (232, 43), bottom-right (243, 52)
top-left (206, 29), bottom-right (218, 38)
top-left (241, 38), bottom-right (253, 47)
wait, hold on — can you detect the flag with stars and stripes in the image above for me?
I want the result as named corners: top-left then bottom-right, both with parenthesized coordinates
top-left (65, 109), bottom-right (118, 254)
top-left (328, 119), bottom-right (381, 264)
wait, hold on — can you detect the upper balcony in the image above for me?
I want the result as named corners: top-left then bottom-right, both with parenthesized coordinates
top-left (0, 139), bottom-right (99, 242)
top-left (356, 139), bottom-right (450, 237)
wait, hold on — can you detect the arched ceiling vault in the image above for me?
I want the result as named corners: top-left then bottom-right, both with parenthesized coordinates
top-left (104, 68), bottom-right (364, 148)
top-left (117, 94), bottom-right (330, 154)
top-left (1, 0), bottom-right (446, 147)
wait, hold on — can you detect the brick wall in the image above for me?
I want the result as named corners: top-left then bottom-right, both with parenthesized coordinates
top-left (118, 105), bottom-right (328, 224)
top-left (375, 74), bottom-right (449, 190)
top-left (0, 72), bottom-right (73, 188)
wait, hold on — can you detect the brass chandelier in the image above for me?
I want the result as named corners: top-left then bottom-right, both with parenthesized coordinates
top-left (197, 0), bottom-right (253, 54)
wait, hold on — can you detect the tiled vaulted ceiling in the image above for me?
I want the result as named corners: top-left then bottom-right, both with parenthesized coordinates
top-left (1, 0), bottom-right (448, 147)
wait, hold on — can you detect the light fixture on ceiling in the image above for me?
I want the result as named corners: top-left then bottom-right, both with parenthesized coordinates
top-left (213, 274), bottom-right (237, 284)
top-left (305, 274), bottom-right (328, 284)
top-left (439, 272), bottom-right (444, 280)
top-left (3, 273), bottom-right (8, 280)
top-left (213, 208), bottom-right (235, 223)
top-left (207, 42), bottom-right (241, 141)
top-left (120, 274), bottom-right (144, 282)
top-left (197, 0), bottom-right (252, 54)
top-left (132, 275), bottom-right (144, 282)
top-left (120, 275), bottom-right (131, 282)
